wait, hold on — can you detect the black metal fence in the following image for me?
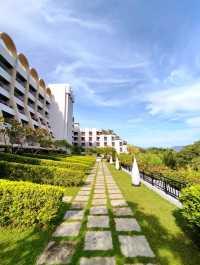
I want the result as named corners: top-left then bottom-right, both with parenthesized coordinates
top-left (122, 166), bottom-right (186, 199)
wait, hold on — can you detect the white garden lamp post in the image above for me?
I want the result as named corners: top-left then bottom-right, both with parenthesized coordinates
top-left (131, 157), bottom-right (141, 186)
top-left (110, 156), bottom-right (113, 164)
top-left (115, 157), bottom-right (120, 170)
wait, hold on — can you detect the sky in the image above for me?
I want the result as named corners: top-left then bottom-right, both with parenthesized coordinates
top-left (1, 0), bottom-right (200, 147)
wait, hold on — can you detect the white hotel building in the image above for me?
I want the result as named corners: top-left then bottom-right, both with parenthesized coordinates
top-left (0, 32), bottom-right (127, 150)
top-left (0, 32), bottom-right (74, 144)
top-left (73, 122), bottom-right (128, 153)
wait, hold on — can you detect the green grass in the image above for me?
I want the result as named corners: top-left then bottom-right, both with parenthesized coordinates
top-left (108, 164), bottom-right (200, 265)
top-left (0, 186), bottom-right (79, 265)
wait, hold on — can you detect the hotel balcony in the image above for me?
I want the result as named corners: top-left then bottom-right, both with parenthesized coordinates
top-left (0, 96), bottom-right (14, 115)
top-left (0, 61), bottom-right (12, 83)
top-left (0, 81), bottom-right (10, 98)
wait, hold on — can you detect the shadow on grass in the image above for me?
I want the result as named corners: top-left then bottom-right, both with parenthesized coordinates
top-left (127, 200), bottom-right (200, 265)
top-left (109, 165), bottom-right (200, 265)
top-left (0, 202), bottom-right (70, 265)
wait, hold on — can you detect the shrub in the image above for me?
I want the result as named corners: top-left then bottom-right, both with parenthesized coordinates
top-left (0, 179), bottom-right (64, 228)
top-left (0, 153), bottom-right (90, 172)
top-left (0, 161), bottom-right (85, 186)
top-left (180, 184), bottom-right (200, 229)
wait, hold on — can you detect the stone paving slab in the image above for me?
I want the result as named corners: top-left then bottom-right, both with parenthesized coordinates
top-left (77, 191), bottom-right (91, 196)
top-left (119, 235), bottom-right (155, 257)
top-left (114, 218), bottom-right (141, 232)
top-left (80, 187), bottom-right (92, 191)
top-left (84, 231), bottom-right (113, 250)
top-left (109, 194), bottom-right (124, 199)
top-left (70, 201), bottom-right (87, 209)
top-left (87, 215), bottom-right (109, 228)
top-left (94, 194), bottom-right (106, 199)
top-left (74, 196), bottom-right (89, 202)
top-left (90, 206), bottom-right (108, 215)
top-left (112, 207), bottom-right (133, 216)
top-left (80, 257), bottom-right (116, 265)
top-left (92, 199), bottom-right (107, 205)
top-left (111, 200), bottom-right (128, 207)
top-left (53, 221), bottom-right (81, 237)
top-left (62, 196), bottom-right (73, 203)
top-left (64, 210), bottom-right (84, 221)
top-left (94, 189), bottom-right (106, 194)
top-left (37, 241), bottom-right (75, 265)
top-left (108, 189), bottom-right (121, 194)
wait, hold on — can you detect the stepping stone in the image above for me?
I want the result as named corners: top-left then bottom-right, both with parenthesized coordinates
top-left (62, 196), bottom-right (73, 203)
top-left (108, 190), bottom-right (121, 194)
top-left (112, 207), bottom-right (133, 216)
top-left (71, 201), bottom-right (87, 209)
top-left (111, 200), bottom-right (128, 207)
top-left (80, 257), bottom-right (116, 265)
top-left (94, 194), bottom-right (106, 199)
top-left (37, 241), bottom-right (75, 265)
top-left (90, 206), bottom-right (108, 215)
top-left (74, 196), bottom-right (89, 202)
top-left (119, 235), bottom-right (155, 257)
top-left (87, 215), bottom-right (109, 228)
top-left (80, 187), bottom-right (91, 191)
top-left (53, 221), bottom-right (81, 237)
top-left (95, 189), bottom-right (106, 194)
top-left (84, 231), bottom-right (113, 250)
top-left (64, 210), bottom-right (84, 221)
top-left (114, 218), bottom-right (141, 232)
top-left (109, 194), bottom-right (124, 199)
top-left (92, 199), bottom-right (107, 206)
top-left (78, 191), bottom-right (91, 196)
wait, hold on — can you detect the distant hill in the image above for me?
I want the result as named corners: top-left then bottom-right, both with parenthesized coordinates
top-left (172, 146), bottom-right (184, 152)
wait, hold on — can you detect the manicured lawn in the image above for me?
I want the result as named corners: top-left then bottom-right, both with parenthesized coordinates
top-left (0, 186), bottom-right (79, 265)
top-left (108, 164), bottom-right (200, 265)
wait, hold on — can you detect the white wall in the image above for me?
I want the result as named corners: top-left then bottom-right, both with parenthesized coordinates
top-left (49, 84), bottom-right (74, 144)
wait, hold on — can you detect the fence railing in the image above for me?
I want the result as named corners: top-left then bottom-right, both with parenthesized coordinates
top-left (122, 165), bottom-right (186, 199)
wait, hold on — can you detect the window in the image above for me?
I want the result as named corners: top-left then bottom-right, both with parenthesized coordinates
top-left (81, 131), bottom-right (85, 136)
top-left (81, 142), bottom-right (85, 146)
top-left (96, 142), bottom-right (100, 146)
top-left (104, 136), bottom-right (107, 141)
top-left (89, 131), bottom-right (92, 135)
top-left (89, 137), bottom-right (92, 141)
top-left (112, 136), bottom-right (115, 141)
top-left (120, 147), bottom-right (123, 152)
top-left (104, 142), bottom-right (107, 146)
top-left (89, 142), bottom-right (92, 146)
top-left (112, 142), bottom-right (115, 146)
top-left (74, 132), bottom-right (78, 136)
top-left (81, 137), bottom-right (85, 141)
top-left (96, 137), bottom-right (100, 141)
top-left (120, 142), bottom-right (122, 146)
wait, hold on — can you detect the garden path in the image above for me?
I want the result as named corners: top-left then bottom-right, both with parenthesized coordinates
top-left (37, 161), bottom-right (157, 265)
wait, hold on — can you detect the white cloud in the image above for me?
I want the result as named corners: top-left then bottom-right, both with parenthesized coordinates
top-left (146, 81), bottom-right (200, 115)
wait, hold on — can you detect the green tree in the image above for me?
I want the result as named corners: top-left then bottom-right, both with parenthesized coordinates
top-left (163, 150), bottom-right (177, 169)
top-left (6, 118), bottom-right (25, 151)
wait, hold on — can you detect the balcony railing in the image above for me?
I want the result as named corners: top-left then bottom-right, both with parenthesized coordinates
top-left (0, 60), bottom-right (12, 75)
top-left (0, 82), bottom-right (10, 92)
top-left (15, 93), bottom-right (24, 102)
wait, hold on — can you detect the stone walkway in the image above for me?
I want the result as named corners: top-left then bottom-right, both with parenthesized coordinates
top-left (37, 162), bottom-right (157, 265)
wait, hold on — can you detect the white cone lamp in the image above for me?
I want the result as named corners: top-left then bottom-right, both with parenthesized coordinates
top-left (110, 156), bottom-right (113, 164)
top-left (115, 157), bottom-right (120, 170)
top-left (131, 157), bottom-right (141, 186)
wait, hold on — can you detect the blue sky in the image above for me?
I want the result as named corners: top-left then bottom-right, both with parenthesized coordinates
top-left (1, 0), bottom-right (200, 147)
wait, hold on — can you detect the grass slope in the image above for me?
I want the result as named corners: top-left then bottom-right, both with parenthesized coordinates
top-left (108, 164), bottom-right (200, 265)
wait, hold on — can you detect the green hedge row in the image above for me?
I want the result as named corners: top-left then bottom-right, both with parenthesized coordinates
top-left (180, 184), bottom-right (200, 229)
top-left (0, 161), bottom-right (85, 186)
top-left (0, 179), bottom-right (64, 228)
top-left (0, 153), bottom-right (90, 172)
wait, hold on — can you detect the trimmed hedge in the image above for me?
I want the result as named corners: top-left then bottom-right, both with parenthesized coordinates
top-left (0, 153), bottom-right (90, 172)
top-left (0, 179), bottom-right (64, 228)
top-left (180, 184), bottom-right (200, 229)
top-left (0, 161), bottom-right (85, 186)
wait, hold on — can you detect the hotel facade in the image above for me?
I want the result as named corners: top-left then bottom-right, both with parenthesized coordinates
top-left (0, 32), bottom-right (128, 150)
top-left (73, 122), bottom-right (128, 153)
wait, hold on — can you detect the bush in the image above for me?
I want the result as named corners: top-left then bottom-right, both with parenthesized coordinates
top-left (0, 161), bottom-right (85, 186)
top-left (0, 179), bottom-right (64, 228)
top-left (0, 153), bottom-right (90, 172)
top-left (180, 184), bottom-right (200, 229)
